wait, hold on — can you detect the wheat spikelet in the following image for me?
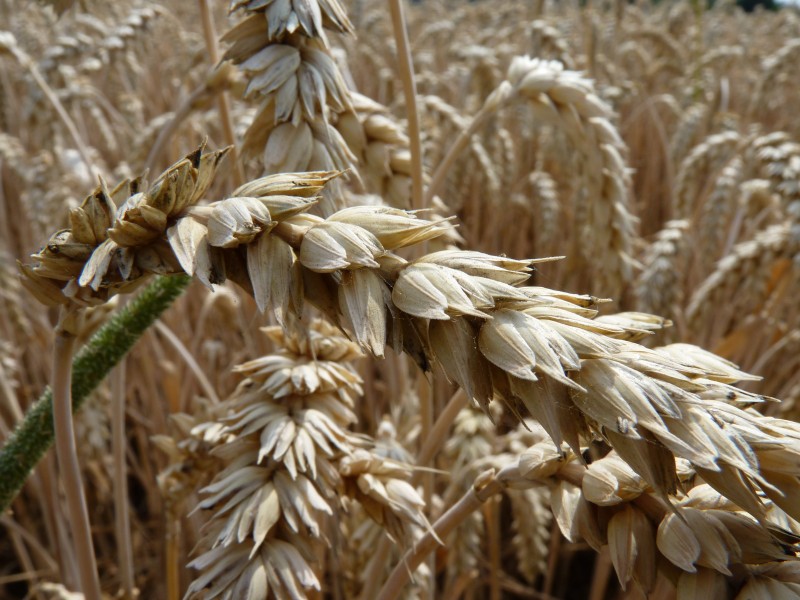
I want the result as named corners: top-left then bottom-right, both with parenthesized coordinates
top-left (635, 219), bottom-right (690, 329)
top-left (223, 0), bottom-right (356, 193)
top-left (673, 131), bottom-right (741, 219)
top-left (687, 223), bottom-right (798, 347)
top-left (698, 157), bottom-right (744, 269)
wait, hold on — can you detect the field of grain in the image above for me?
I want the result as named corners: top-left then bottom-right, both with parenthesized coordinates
top-left (1, 0), bottom-right (800, 598)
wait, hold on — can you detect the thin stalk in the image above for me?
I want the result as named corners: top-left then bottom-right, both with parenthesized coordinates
top-left (588, 547), bottom-right (612, 600)
top-left (543, 521), bottom-right (561, 596)
top-left (111, 355), bottom-right (135, 600)
top-left (424, 102), bottom-right (498, 206)
top-left (5, 44), bottom-right (97, 179)
top-left (0, 275), bottom-right (192, 512)
top-left (358, 534), bottom-right (392, 600)
top-left (154, 320), bottom-right (220, 405)
top-left (417, 376), bottom-right (433, 502)
top-left (387, 0), bottom-right (423, 210)
top-left (360, 388), bottom-right (468, 600)
top-left (485, 498), bottom-right (501, 600)
top-left (411, 389), bottom-right (467, 485)
top-left (197, 0), bottom-right (244, 188)
top-left (165, 518), bottom-right (181, 600)
top-left (143, 84), bottom-right (212, 174)
top-left (52, 310), bottom-right (101, 600)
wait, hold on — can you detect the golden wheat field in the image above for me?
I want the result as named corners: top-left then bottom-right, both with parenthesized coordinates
top-left (2, 0), bottom-right (800, 598)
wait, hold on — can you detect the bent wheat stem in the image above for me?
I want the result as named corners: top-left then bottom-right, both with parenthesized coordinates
top-left (52, 311), bottom-right (101, 600)
top-left (425, 102), bottom-right (496, 207)
top-left (376, 469), bottom-right (508, 600)
top-left (0, 36), bottom-right (97, 178)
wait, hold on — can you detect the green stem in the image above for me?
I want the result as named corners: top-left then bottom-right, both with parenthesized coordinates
top-left (0, 275), bottom-right (192, 513)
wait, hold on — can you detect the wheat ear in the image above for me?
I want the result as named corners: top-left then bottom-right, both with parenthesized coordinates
top-left (425, 56), bottom-right (637, 297)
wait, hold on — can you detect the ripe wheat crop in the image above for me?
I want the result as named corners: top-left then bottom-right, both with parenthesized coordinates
top-left (1, 0), bottom-right (800, 599)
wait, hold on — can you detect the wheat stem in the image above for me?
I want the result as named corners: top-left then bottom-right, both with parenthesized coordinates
top-left (388, 0), bottom-right (424, 210)
top-left (485, 499), bottom-right (501, 600)
top-left (0, 275), bottom-right (191, 512)
top-left (143, 84), bottom-right (211, 174)
top-left (6, 44), bottom-right (96, 178)
top-left (412, 388), bottom-right (468, 484)
top-left (52, 311), bottom-right (101, 600)
top-left (196, 0), bottom-right (244, 188)
top-left (376, 470), bottom-right (507, 600)
top-left (111, 355), bottom-right (135, 600)
top-left (425, 102), bottom-right (496, 206)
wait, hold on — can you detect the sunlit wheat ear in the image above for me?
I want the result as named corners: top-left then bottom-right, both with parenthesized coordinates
top-left (26, 160), bottom-right (799, 520)
top-left (224, 0), bottom-right (356, 187)
top-left (186, 322), bottom-right (364, 599)
top-left (500, 56), bottom-right (638, 297)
